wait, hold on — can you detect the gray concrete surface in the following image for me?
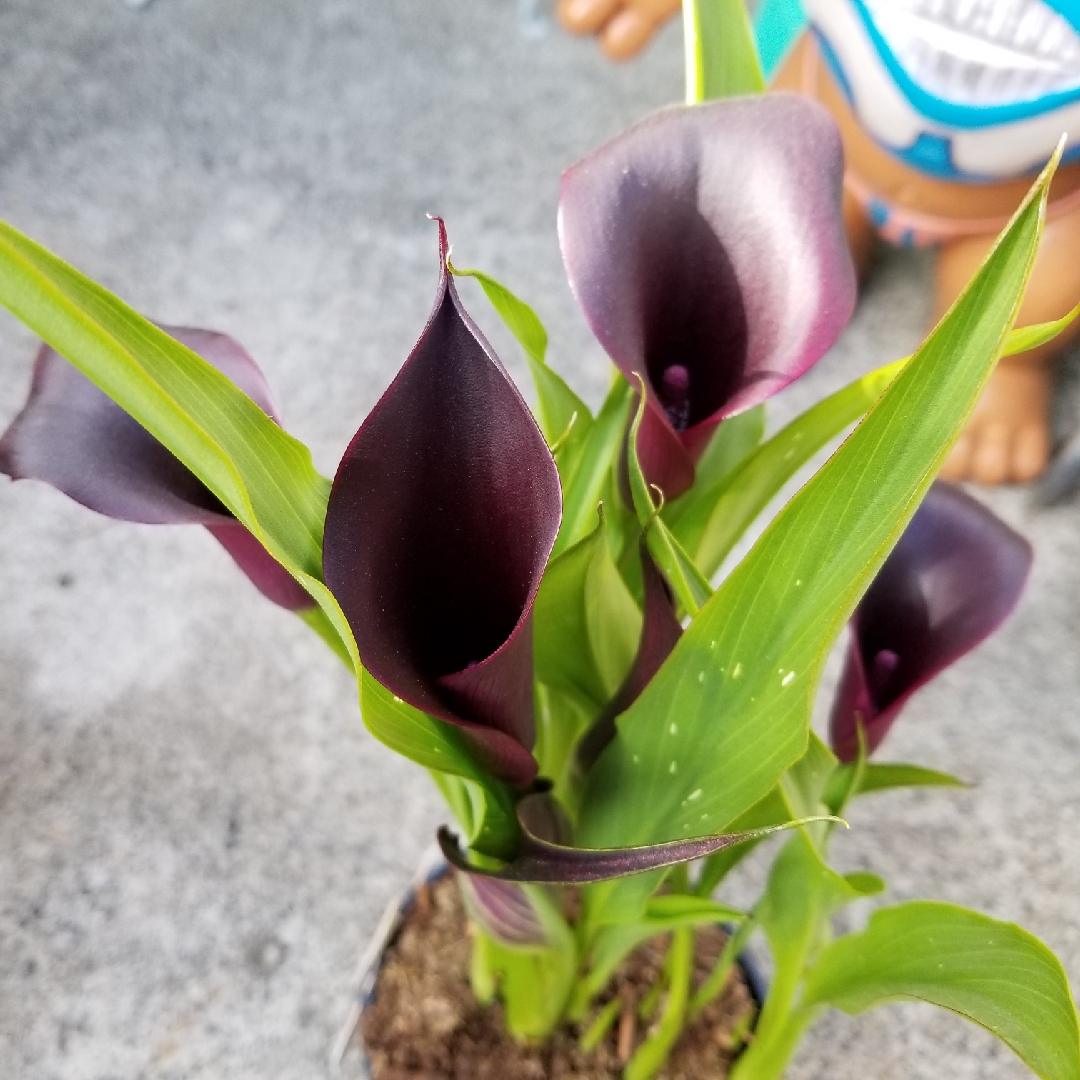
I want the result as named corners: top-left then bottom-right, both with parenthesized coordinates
top-left (1, 2), bottom-right (1078, 1078)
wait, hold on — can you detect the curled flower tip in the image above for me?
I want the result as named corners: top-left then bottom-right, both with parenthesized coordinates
top-left (0, 328), bottom-right (312, 611)
top-left (323, 220), bottom-right (562, 788)
top-left (560, 94), bottom-right (856, 497)
top-left (830, 482), bottom-right (1033, 762)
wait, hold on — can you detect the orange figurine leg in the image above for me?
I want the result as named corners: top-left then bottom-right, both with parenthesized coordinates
top-left (556, 0), bottom-right (681, 60)
top-left (937, 201), bottom-right (1080, 485)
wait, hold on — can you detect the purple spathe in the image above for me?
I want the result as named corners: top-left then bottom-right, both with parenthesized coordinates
top-left (0, 326), bottom-right (313, 611)
top-left (322, 220), bottom-right (562, 788)
top-left (559, 93), bottom-right (856, 498)
top-left (830, 482), bottom-right (1033, 762)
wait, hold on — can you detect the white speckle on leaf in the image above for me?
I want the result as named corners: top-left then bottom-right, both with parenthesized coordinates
top-left (633, 754), bottom-right (641, 764)
top-left (669, 761), bottom-right (678, 774)
top-left (670, 722), bottom-right (678, 735)
top-left (795, 579), bottom-right (802, 586)
top-left (392, 695), bottom-right (403, 704)
top-left (782, 671), bottom-right (795, 687)
top-left (697, 671), bottom-right (705, 684)
top-left (732, 662), bottom-right (742, 679)
top-left (688, 789), bottom-right (703, 802)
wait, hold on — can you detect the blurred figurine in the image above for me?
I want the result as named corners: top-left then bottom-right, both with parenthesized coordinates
top-left (558, 0), bottom-right (1080, 485)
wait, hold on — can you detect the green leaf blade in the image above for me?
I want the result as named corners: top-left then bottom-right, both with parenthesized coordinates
top-left (683, 0), bottom-right (766, 104)
top-left (804, 902), bottom-right (1080, 1080)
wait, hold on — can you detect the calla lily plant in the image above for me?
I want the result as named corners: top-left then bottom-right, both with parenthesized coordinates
top-left (1, 3), bottom-right (1079, 1078)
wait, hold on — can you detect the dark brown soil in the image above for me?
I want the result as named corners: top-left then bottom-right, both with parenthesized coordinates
top-left (360, 875), bottom-right (757, 1080)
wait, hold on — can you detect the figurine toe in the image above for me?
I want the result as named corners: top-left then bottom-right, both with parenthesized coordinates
top-left (970, 423), bottom-right (1010, 486)
top-left (599, 8), bottom-right (658, 59)
top-left (940, 434), bottom-right (972, 482)
top-left (556, 0), bottom-right (622, 36)
top-left (1013, 423), bottom-right (1050, 484)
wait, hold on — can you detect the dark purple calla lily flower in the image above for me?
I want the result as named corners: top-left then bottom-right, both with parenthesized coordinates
top-left (0, 329), bottom-right (312, 611)
top-left (322, 221), bottom-right (562, 789)
top-left (559, 94), bottom-right (857, 498)
top-left (830, 482), bottom-right (1032, 762)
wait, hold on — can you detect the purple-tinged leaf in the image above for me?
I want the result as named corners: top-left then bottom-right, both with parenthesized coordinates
top-left (559, 94), bottom-right (856, 498)
top-left (576, 542), bottom-right (683, 772)
top-left (0, 329), bottom-right (312, 611)
top-left (456, 872), bottom-right (551, 949)
top-left (323, 220), bottom-right (562, 788)
top-left (440, 794), bottom-right (832, 885)
top-left (830, 482), bottom-right (1032, 762)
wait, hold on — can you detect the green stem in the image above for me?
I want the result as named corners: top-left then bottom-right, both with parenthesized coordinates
top-left (580, 997), bottom-right (622, 1053)
top-left (689, 916), bottom-right (754, 1022)
top-left (625, 928), bottom-right (694, 1080)
top-left (668, 862), bottom-right (691, 895)
top-left (729, 1005), bottom-right (821, 1080)
top-left (470, 931), bottom-right (497, 1006)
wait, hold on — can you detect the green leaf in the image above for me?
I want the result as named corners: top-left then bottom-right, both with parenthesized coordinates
top-left (555, 377), bottom-right (635, 556)
top-left (678, 310), bottom-right (1075, 580)
top-left (643, 893), bottom-right (745, 925)
top-left (576, 152), bottom-right (1053, 883)
top-left (534, 511), bottom-right (641, 711)
top-left (780, 730), bottom-right (837, 821)
top-left (689, 406), bottom-right (765, 492)
top-left (682, 358), bottom-right (905, 578)
top-left (361, 669), bottom-right (519, 858)
top-left (683, 0), bottom-right (766, 104)
top-left (580, 895), bottom-right (744, 1009)
top-left (533, 685), bottom-right (593, 805)
top-left (695, 785), bottom-right (790, 897)
top-left (824, 761), bottom-right (969, 811)
top-left (1004, 301), bottom-right (1080, 356)
top-left (625, 389), bottom-right (713, 616)
top-left (803, 902), bottom-right (1080, 1080)
top-left (0, 217), bottom-right (360, 665)
top-left (448, 262), bottom-right (593, 471)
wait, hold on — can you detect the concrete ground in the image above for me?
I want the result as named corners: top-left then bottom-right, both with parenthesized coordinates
top-left (1, 2), bottom-right (1079, 1078)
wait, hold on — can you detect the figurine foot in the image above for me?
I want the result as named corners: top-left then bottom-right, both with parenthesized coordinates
top-left (939, 359), bottom-right (1052, 485)
top-left (934, 203), bottom-right (1080, 485)
top-left (556, 0), bottom-right (681, 59)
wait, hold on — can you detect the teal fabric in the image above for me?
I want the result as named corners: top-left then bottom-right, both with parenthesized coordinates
top-left (753, 0), bottom-right (807, 80)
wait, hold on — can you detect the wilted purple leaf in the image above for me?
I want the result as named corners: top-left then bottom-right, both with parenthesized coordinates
top-left (559, 94), bottom-right (856, 498)
top-left (830, 482), bottom-right (1032, 762)
top-left (440, 793), bottom-right (815, 885)
top-left (576, 543), bottom-right (683, 772)
top-left (456, 872), bottom-right (551, 948)
top-left (0, 329), bottom-right (312, 611)
top-left (322, 220), bottom-right (562, 788)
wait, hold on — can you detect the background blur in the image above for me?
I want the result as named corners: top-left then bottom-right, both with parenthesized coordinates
top-left (1, 2), bottom-right (1079, 1077)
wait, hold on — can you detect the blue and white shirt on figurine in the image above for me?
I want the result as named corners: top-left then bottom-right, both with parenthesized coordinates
top-left (801, 0), bottom-right (1080, 180)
